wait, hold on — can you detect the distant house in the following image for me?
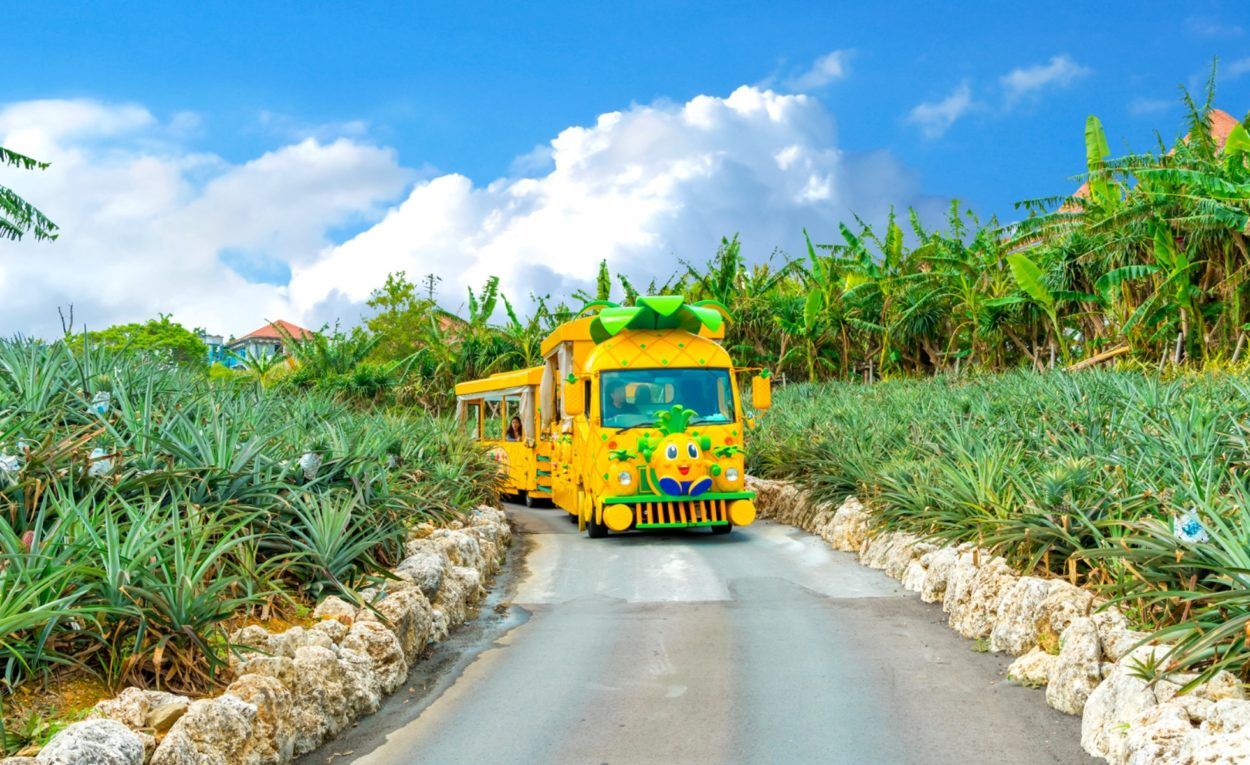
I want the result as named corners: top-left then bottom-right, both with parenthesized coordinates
top-left (197, 332), bottom-right (229, 365)
top-left (224, 320), bottom-right (315, 365)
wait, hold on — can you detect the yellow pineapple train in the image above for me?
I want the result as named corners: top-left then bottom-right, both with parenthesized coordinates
top-left (454, 295), bottom-right (770, 538)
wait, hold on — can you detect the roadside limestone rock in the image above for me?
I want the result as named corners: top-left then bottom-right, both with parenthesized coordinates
top-left (335, 646), bottom-right (384, 718)
top-left (471, 504), bottom-right (509, 529)
top-left (883, 535), bottom-right (932, 580)
top-left (990, 576), bottom-right (1052, 655)
top-left (150, 694), bottom-right (257, 765)
top-left (232, 655), bottom-right (298, 689)
top-left (36, 720), bottom-right (148, 765)
top-left (941, 551), bottom-right (980, 618)
top-left (90, 687), bottom-right (189, 731)
top-left (287, 645), bottom-right (356, 755)
top-left (432, 529), bottom-right (484, 571)
top-left (1098, 627), bottom-right (1150, 664)
top-left (1034, 581), bottom-right (1093, 650)
top-left (1206, 697), bottom-right (1250, 729)
top-left (858, 532), bottom-right (895, 570)
top-left (828, 496), bottom-right (871, 551)
top-left (465, 529), bottom-right (502, 575)
top-left (807, 504), bottom-right (838, 544)
top-left (429, 607), bottom-right (451, 643)
top-left (229, 624), bottom-right (334, 665)
top-left (226, 674), bottom-right (295, 765)
top-left (951, 556), bottom-right (1016, 639)
top-left (435, 565), bottom-right (484, 625)
top-left (311, 618), bottom-right (349, 643)
top-left (900, 558), bottom-right (928, 592)
top-left (1007, 647), bottom-right (1056, 688)
top-left (396, 549), bottom-right (447, 601)
top-left (1046, 616), bottom-right (1103, 714)
top-left (312, 596), bottom-right (356, 624)
top-left (340, 620), bottom-right (408, 695)
top-left (1120, 700), bottom-right (1200, 764)
top-left (1081, 645), bottom-right (1173, 761)
top-left (358, 588), bottom-right (433, 664)
top-left (1, 758), bottom-right (37, 764)
top-left (918, 546), bottom-right (959, 603)
top-left (1183, 729), bottom-right (1250, 763)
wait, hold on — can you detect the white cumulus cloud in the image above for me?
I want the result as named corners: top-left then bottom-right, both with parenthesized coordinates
top-left (906, 82), bottom-right (975, 139)
top-left (1001, 55), bottom-right (1091, 104)
top-left (1, 87), bottom-right (937, 338)
top-left (288, 85), bottom-right (935, 322)
top-left (0, 99), bottom-right (410, 337)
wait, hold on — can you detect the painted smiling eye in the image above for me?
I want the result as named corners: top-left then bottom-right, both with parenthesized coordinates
top-left (665, 444), bottom-right (678, 460)
top-left (687, 442), bottom-right (699, 459)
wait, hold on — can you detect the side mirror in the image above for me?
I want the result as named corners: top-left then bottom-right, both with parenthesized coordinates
top-left (563, 374), bottom-right (585, 417)
top-left (751, 373), bottom-right (772, 411)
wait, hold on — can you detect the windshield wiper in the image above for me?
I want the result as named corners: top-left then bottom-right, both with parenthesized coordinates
top-left (688, 415), bottom-right (731, 425)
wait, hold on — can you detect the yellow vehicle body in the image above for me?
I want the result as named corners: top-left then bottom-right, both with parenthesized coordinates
top-left (455, 296), bottom-right (768, 537)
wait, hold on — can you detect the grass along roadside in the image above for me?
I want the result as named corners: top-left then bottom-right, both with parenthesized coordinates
top-left (0, 337), bottom-right (501, 755)
top-left (746, 369), bottom-right (1250, 687)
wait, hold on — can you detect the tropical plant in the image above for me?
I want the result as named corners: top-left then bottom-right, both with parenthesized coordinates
top-left (0, 147), bottom-right (58, 242)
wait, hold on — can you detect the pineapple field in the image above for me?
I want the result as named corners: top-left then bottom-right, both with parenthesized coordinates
top-left (748, 369), bottom-right (1250, 689)
top-left (0, 336), bottom-right (499, 752)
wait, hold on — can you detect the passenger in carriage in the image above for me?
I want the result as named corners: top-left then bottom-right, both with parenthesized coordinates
top-left (505, 416), bottom-right (523, 441)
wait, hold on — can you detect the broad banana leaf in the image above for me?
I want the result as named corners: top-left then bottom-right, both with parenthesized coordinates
top-left (1006, 253), bottom-right (1055, 311)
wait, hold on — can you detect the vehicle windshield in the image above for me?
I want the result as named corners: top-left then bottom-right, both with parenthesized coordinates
top-left (601, 368), bottom-right (735, 428)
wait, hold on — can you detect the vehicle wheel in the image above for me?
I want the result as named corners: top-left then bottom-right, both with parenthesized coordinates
top-left (522, 491), bottom-right (535, 508)
top-left (711, 524), bottom-right (733, 535)
top-left (587, 515), bottom-right (608, 538)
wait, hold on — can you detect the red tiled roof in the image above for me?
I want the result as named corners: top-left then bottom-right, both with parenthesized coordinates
top-left (1206, 109), bottom-right (1239, 151)
top-left (236, 320), bottom-right (314, 342)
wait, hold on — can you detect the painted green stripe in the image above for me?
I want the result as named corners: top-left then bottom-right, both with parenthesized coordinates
top-left (536, 456), bottom-right (551, 462)
top-left (536, 470), bottom-right (552, 477)
top-left (636, 521), bottom-right (730, 529)
top-left (602, 491), bottom-right (754, 505)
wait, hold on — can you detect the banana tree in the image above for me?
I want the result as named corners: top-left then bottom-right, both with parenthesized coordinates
top-left (1096, 219), bottom-right (1205, 360)
top-left (990, 252), bottom-right (1092, 364)
top-left (1, 147), bottom-right (58, 242)
top-left (776, 290), bottom-right (833, 382)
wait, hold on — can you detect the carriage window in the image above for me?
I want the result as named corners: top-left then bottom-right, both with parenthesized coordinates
top-left (461, 402), bottom-right (483, 440)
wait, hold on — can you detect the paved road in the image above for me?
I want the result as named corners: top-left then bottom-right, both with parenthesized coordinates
top-left (311, 505), bottom-right (1092, 765)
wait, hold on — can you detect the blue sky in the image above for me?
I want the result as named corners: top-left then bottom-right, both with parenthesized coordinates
top-left (12, 1), bottom-right (1248, 216)
top-left (1, 1), bottom-right (1248, 335)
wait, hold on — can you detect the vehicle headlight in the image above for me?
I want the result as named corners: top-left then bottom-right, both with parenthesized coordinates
top-left (617, 471), bottom-right (633, 486)
top-left (725, 467), bottom-right (740, 482)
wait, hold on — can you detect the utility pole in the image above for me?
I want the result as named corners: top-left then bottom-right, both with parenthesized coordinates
top-left (421, 273), bottom-right (442, 301)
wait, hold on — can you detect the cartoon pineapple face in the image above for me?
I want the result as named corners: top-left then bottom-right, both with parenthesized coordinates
top-left (711, 444), bottom-right (745, 492)
top-left (603, 448), bottom-right (640, 496)
top-left (638, 405), bottom-right (712, 497)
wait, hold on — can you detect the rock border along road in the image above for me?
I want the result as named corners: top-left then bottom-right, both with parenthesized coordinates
top-left (312, 505), bottom-right (1092, 765)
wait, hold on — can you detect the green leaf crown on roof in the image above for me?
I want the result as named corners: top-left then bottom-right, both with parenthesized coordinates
top-left (581, 295), bottom-right (731, 344)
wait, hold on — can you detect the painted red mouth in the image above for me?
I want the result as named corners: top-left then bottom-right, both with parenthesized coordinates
top-left (678, 465), bottom-right (690, 476)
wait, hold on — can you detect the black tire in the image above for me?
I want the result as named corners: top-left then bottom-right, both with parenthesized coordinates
top-left (711, 523), bottom-right (733, 535)
top-left (587, 513), bottom-right (609, 539)
top-left (523, 491), bottom-right (535, 508)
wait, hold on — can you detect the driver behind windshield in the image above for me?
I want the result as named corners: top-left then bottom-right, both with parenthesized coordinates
top-left (605, 381), bottom-right (653, 426)
top-left (608, 382), bottom-right (635, 416)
